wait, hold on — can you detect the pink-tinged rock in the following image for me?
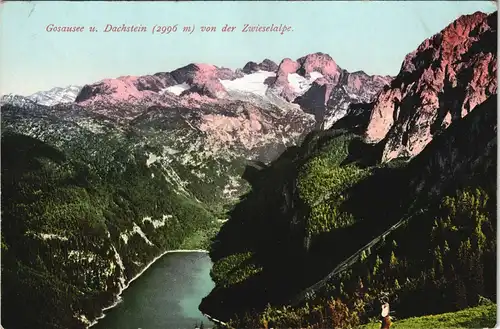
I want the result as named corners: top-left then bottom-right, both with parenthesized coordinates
top-left (269, 53), bottom-right (345, 102)
top-left (364, 88), bottom-right (402, 142)
top-left (348, 74), bottom-right (364, 92)
top-left (268, 58), bottom-right (300, 101)
top-left (136, 73), bottom-right (177, 92)
top-left (278, 58), bottom-right (301, 74)
top-left (171, 63), bottom-right (229, 99)
top-left (364, 11), bottom-right (497, 161)
top-left (198, 103), bottom-right (273, 150)
top-left (297, 52), bottom-right (341, 82)
top-left (344, 71), bottom-right (392, 97)
top-left (241, 59), bottom-right (278, 74)
top-left (76, 72), bottom-right (180, 105)
top-left (76, 76), bottom-right (158, 105)
top-left (242, 58), bottom-right (279, 74)
top-left (314, 77), bottom-right (335, 92)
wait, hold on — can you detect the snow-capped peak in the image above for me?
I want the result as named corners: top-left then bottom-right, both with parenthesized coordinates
top-left (27, 85), bottom-right (82, 106)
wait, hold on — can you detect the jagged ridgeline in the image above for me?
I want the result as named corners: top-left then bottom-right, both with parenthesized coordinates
top-left (0, 104), bottom-right (229, 328)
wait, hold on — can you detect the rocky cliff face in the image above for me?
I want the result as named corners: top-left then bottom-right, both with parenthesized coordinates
top-left (364, 11), bottom-right (497, 161)
top-left (266, 53), bottom-right (392, 128)
top-left (297, 68), bottom-right (392, 129)
top-left (242, 59), bottom-right (279, 74)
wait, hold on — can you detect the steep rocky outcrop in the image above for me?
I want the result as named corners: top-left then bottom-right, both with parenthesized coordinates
top-left (0, 94), bottom-right (41, 109)
top-left (242, 59), bottom-right (278, 74)
top-left (135, 73), bottom-right (177, 92)
top-left (259, 58), bottom-right (279, 72)
top-left (176, 64), bottom-right (230, 99)
top-left (296, 52), bottom-right (341, 82)
top-left (295, 68), bottom-right (392, 129)
top-left (75, 76), bottom-right (161, 105)
top-left (405, 94), bottom-right (497, 205)
top-left (267, 53), bottom-right (341, 102)
top-left (242, 61), bottom-right (260, 74)
top-left (267, 58), bottom-right (302, 101)
top-left (171, 63), bottom-right (241, 85)
top-left (364, 11), bottom-right (497, 161)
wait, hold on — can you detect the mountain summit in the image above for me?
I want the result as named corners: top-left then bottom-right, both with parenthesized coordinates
top-left (364, 11), bottom-right (497, 161)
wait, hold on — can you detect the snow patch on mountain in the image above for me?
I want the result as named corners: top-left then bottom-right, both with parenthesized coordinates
top-left (288, 72), bottom-right (323, 95)
top-left (162, 83), bottom-right (190, 96)
top-left (220, 71), bottom-right (276, 96)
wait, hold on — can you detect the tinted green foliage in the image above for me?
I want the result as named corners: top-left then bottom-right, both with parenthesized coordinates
top-left (211, 252), bottom-right (263, 288)
top-left (359, 303), bottom-right (496, 329)
top-left (318, 186), bottom-right (496, 323)
top-left (298, 154), bottom-right (368, 235)
top-left (203, 129), bottom-right (375, 320)
top-left (225, 297), bottom-right (361, 329)
top-left (202, 96), bottom-right (497, 327)
top-left (1, 132), bottom-right (217, 329)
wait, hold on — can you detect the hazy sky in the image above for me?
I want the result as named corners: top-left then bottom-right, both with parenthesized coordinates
top-left (0, 1), bottom-right (496, 95)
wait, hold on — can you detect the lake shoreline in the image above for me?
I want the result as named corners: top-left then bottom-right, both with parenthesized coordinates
top-left (86, 249), bottom-right (209, 328)
top-left (202, 312), bottom-right (229, 328)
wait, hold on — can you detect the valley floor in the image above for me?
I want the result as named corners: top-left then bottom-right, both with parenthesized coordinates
top-left (358, 304), bottom-right (497, 329)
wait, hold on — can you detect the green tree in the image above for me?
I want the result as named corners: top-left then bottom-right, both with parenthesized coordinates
top-left (389, 251), bottom-right (398, 269)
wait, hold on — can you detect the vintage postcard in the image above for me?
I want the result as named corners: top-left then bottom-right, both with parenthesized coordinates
top-left (0, 1), bottom-right (497, 329)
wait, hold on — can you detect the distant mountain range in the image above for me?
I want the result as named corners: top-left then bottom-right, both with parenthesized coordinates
top-left (2, 53), bottom-right (391, 130)
top-left (2, 85), bottom-right (82, 107)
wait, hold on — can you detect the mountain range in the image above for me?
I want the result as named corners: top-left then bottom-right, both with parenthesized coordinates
top-left (1, 10), bottom-right (497, 329)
